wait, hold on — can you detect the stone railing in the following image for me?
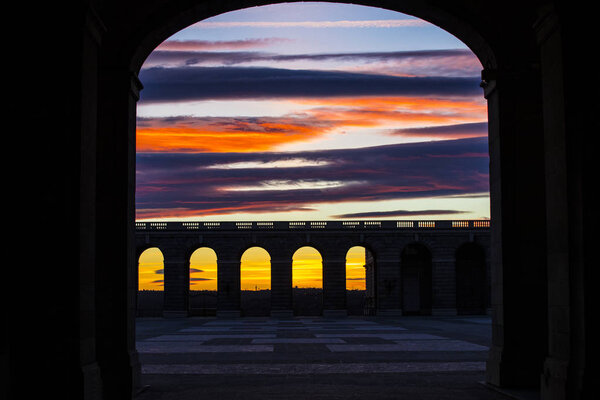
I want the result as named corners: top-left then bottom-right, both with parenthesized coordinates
top-left (135, 220), bottom-right (490, 231)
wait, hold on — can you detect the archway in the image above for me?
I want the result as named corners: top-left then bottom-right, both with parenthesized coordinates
top-left (292, 246), bottom-right (323, 316)
top-left (240, 246), bottom-right (271, 316)
top-left (137, 247), bottom-right (164, 316)
top-left (189, 247), bottom-right (218, 316)
top-left (401, 243), bottom-right (432, 315)
top-left (455, 242), bottom-right (486, 315)
top-left (345, 246), bottom-right (374, 315)
top-left (18, 0), bottom-right (594, 398)
top-left (90, 0), bottom-right (560, 397)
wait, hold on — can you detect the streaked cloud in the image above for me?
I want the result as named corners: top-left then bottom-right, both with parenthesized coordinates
top-left (331, 209), bottom-right (468, 219)
top-left (136, 101), bottom-right (486, 153)
top-left (392, 122), bottom-right (488, 139)
top-left (155, 38), bottom-right (290, 51)
top-left (142, 48), bottom-right (480, 78)
top-left (138, 66), bottom-right (482, 103)
top-left (135, 137), bottom-right (489, 220)
top-left (136, 114), bottom-right (336, 153)
top-left (135, 3), bottom-right (489, 223)
top-left (206, 158), bottom-right (332, 169)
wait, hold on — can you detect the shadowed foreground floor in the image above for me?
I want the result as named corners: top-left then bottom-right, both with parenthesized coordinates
top-left (135, 316), bottom-right (532, 400)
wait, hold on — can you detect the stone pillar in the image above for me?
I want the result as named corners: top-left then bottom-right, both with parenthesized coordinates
top-left (364, 249), bottom-right (376, 315)
top-left (162, 250), bottom-right (189, 318)
top-left (95, 63), bottom-right (143, 397)
top-left (271, 257), bottom-right (293, 317)
top-left (322, 256), bottom-right (346, 317)
top-left (483, 62), bottom-right (549, 389)
top-left (432, 249), bottom-right (458, 316)
top-left (535, 8), bottom-right (589, 400)
top-left (375, 254), bottom-right (402, 316)
top-left (217, 259), bottom-right (241, 317)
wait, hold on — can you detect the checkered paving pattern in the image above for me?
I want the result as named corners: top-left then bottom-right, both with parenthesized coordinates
top-left (137, 318), bottom-right (489, 375)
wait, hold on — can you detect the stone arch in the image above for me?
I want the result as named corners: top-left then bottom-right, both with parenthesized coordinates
top-left (292, 246), bottom-right (323, 315)
top-left (188, 247), bottom-right (218, 316)
top-left (137, 246), bottom-right (165, 290)
top-left (240, 246), bottom-right (271, 316)
top-left (345, 245), bottom-right (375, 315)
top-left (400, 242), bottom-right (433, 315)
top-left (136, 246), bottom-right (165, 316)
top-left (14, 0), bottom-right (595, 398)
top-left (129, 1), bottom-right (496, 74)
top-left (455, 242), bottom-right (486, 315)
top-left (86, 0), bottom-right (567, 396)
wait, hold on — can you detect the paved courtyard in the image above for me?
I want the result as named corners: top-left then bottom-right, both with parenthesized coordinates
top-left (135, 316), bottom-right (531, 399)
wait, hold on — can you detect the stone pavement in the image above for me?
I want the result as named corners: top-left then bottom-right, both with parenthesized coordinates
top-left (135, 316), bottom-right (529, 399)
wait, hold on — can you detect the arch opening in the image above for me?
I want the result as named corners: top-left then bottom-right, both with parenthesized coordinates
top-left (135, 1), bottom-right (490, 224)
top-left (137, 247), bottom-right (165, 316)
top-left (292, 246), bottom-right (323, 316)
top-left (345, 246), bottom-right (376, 315)
top-left (240, 246), bottom-right (271, 316)
top-left (455, 242), bottom-right (487, 315)
top-left (130, 0), bottom-right (502, 390)
top-left (189, 247), bottom-right (218, 316)
top-left (401, 243), bottom-right (432, 315)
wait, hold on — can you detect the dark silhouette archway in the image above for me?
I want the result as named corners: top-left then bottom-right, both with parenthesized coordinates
top-left (400, 243), bottom-right (433, 315)
top-left (17, 2), bottom-right (593, 400)
top-left (455, 242), bottom-right (486, 315)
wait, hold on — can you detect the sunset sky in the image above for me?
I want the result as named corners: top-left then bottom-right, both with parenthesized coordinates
top-left (136, 2), bottom-right (489, 291)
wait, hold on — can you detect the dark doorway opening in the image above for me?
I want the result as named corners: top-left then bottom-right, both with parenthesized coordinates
top-left (456, 242), bottom-right (486, 315)
top-left (401, 243), bottom-right (432, 315)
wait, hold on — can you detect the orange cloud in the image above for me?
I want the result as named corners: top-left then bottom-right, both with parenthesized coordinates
top-left (137, 96), bottom-right (486, 153)
top-left (136, 116), bottom-right (334, 152)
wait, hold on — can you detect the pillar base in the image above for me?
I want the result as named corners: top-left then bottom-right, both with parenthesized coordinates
top-left (217, 310), bottom-right (241, 318)
top-left (270, 309), bottom-right (294, 318)
top-left (322, 309), bottom-right (347, 318)
top-left (540, 356), bottom-right (569, 400)
top-left (486, 345), bottom-right (504, 387)
top-left (81, 362), bottom-right (103, 400)
top-left (377, 309), bottom-right (403, 317)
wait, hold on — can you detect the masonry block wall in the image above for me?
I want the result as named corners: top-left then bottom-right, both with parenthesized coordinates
top-left (136, 221), bottom-right (491, 317)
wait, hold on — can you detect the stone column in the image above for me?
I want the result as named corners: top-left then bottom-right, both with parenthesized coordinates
top-left (432, 248), bottom-right (458, 316)
top-left (535, 8), bottom-right (589, 400)
top-left (217, 259), bottom-right (241, 317)
top-left (364, 249), bottom-right (376, 315)
top-left (162, 250), bottom-right (189, 318)
top-left (322, 256), bottom-right (346, 317)
top-left (483, 62), bottom-right (549, 389)
top-left (95, 64), bottom-right (143, 397)
top-left (375, 255), bottom-right (402, 316)
top-left (271, 257), bottom-right (293, 317)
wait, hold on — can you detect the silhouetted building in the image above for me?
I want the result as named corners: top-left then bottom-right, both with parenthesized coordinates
top-left (11, 2), bottom-right (594, 400)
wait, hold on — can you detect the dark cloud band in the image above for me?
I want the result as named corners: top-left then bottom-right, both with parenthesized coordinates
top-left (143, 48), bottom-right (475, 67)
top-left (136, 137), bottom-right (489, 219)
top-left (138, 66), bottom-right (482, 102)
top-left (331, 209), bottom-right (468, 219)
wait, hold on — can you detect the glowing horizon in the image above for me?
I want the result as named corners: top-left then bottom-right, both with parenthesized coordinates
top-left (138, 245), bottom-right (367, 291)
